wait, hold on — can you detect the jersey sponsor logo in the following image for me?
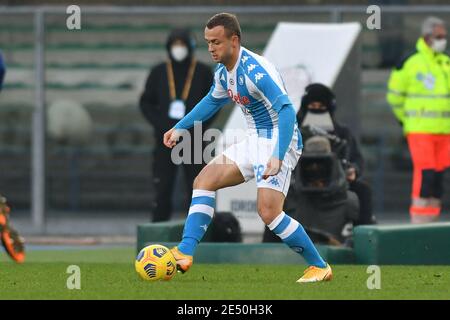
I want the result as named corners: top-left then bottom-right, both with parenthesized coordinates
top-left (254, 72), bottom-right (266, 83)
top-left (227, 89), bottom-right (250, 105)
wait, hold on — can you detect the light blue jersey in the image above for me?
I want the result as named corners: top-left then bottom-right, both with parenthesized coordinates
top-left (175, 46), bottom-right (302, 160)
top-left (210, 46), bottom-right (291, 130)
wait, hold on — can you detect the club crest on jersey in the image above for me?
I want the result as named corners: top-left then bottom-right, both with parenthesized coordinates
top-left (238, 75), bottom-right (245, 86)
top-left (227, 89), bottom-right (250, 105)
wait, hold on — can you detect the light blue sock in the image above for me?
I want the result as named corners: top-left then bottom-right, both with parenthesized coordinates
top-left (268, 211), bottom-right (327, 268)
top-left (178, 189), bottom-right (215, 256)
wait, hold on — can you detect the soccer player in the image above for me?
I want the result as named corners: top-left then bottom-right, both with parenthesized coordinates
top-left (0, 51), bottom-right (25, 263)
top-left (163, 13), bottom-right (332, 283)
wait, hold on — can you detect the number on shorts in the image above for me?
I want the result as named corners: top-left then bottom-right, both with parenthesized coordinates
top-left (254, 164), bottom-right (264, 183)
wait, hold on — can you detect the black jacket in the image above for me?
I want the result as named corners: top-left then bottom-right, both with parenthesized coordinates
top-left (139, 60), bottom-right (214, 136)
top-left (140, 27), bottom-right (214, 136)
top-left (297, 108), bottom-right (365, 177)
top-left (331, 122), bottom-right (364, 177)
top-left (264, 153), bottom-right (359, 244)
top-left (291, 152), bottom-right (359, 243)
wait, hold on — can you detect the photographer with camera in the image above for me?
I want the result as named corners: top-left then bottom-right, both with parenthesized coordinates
top-left (263, 83), bottom-right (375, 247)
top-left (262, 134), bottom-right (359, 245)
top-left (297, 83), bottom-right (376, 226)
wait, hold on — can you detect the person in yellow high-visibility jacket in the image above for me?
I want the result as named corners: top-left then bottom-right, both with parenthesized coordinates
top-left (387, 16), bottom-right (450, 223)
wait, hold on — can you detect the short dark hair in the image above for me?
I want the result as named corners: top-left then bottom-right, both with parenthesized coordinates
top-left (206, 13), bottom-right (241, 40)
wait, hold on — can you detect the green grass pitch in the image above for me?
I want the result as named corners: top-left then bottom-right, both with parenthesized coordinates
top-left (0, 247), bottom-right (449, 300)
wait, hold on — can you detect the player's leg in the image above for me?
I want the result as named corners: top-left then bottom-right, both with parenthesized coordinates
top-left (181, 131), bottom-right (209, 211)
top-left (182, 161), bottom-right (203, 217)
top-left (192, 154), bottom-right (246, 190)
top-left (255, 126), bottom-right (331, 282)
top-left (257, 187), bottom-right (331, 283)
top-left (172, 154), bottom-right (246, 272)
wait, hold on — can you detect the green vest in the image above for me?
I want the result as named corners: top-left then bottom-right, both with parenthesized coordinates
top-left (387, 38), bottom-right (450, 134)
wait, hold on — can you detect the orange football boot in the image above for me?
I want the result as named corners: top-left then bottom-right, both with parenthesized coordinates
top-left (0, 195), bottom-right (25, 263)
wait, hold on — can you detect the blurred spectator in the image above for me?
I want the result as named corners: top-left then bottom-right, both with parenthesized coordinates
top-left (387, 17), bottom-right (450, 224)
top-left (0, 51), bottom-right (25, 263)
top-left (297, 83), bottom-right (376, 226)
top-left (47, 100), bottom-right (93, 146)
top-left (263, 136), bottom-right (359, 246)
top-left (139, 28), bottom-right (214, 222)
top-left (371, 0), bottom-right (407, 68)
top-left (0, 51), bottom-right (5, 91)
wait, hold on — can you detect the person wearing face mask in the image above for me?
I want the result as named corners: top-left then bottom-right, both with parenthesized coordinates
top-left (387, 16), bottom-right (450, 224)
top-left (139, 28), bottom-right (214, 222)
top-left (297, 83), bottom-right (375, 227)
top-left (262, 135), bottom-right (360, 247)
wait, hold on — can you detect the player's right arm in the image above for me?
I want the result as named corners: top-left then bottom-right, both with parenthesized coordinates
top-left (164, 67), bottom-right (230, 148)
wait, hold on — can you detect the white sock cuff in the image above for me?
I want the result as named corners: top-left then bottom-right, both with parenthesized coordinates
top-left (278, 219), bottom-right (300, 240)
top-left (268, 211), bottom-right (286, 231)
top-left (188, 204), bottom-right (215, 218)
top-left (192, 189), bottom-right (216, 198)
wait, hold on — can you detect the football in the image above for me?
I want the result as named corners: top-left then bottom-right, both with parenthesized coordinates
top-left (135, 244), bottom-right (177, 281)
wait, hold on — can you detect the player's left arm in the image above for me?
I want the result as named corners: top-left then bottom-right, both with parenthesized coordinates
top-left (262, 101), bottom-right (296, 179)
top-left (272, 101), bottom-right (296, 160)
top-left (247, 62), bottom-right (295, 178)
